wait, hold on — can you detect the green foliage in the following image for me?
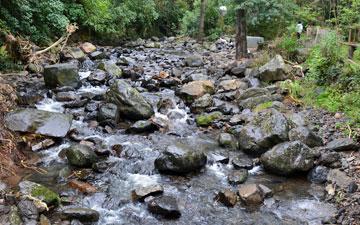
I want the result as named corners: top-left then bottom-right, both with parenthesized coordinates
top-left (0, 46), bottom-right (22, 72)
top-left (274, 26), bottom-right (304, 60)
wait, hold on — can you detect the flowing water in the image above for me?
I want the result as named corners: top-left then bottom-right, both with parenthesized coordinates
top-left (22, 42), bottom-right (337, 225)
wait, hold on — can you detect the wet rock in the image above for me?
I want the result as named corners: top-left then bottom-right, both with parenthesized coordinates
top-left (228, 169), bottom-right (248, 184)
top-left (239, 95), bottom-right (272, 110)
top-left (65, 144), bottom-right (99, 168)
top-left (258, 55), bottom-right (289, 82)
top-left (61, 208), bottom-right (100, 223)
top-left (261, 141), bottom-right (315, 176)
top-left (179, 80), bottom-right (215, 102)
top-left (88, 70), bottom-right (107, 83)
top-left (107, 80), bottom-right (154, 120)
top-left (215, 189), bottom-right (238, 207)
top-left (98, 61), bottom-right (122, 77)
top-left (195, 111), bottom-right (223, 127)
top-left (327, 169), bottom-right (353, 189)
top-left (19, 181), bottom-right (60, 206)
top-left (90, 51), bottom-right (106, 60)
top-left (184, 55), bottom-right (203, 67)
top-left (132, 184), bottom-right (164, 201)
top-left (127, 120), bottom-right (158, 133)
top-left (238, 109), bottom-right (289, 155)
top-left (31, 139), bottom-right (56, 151)
top-left (5, 109), bottom-right (73, 138)
top-left (218, 79), bottom-right (248, 92)
top-left (80, 42), bottom-right (97, 54)
top-left (258, 184), bottom-right (272, 198)
top-left (238, 184), bottom-right (264, 205)
top-left (237, 88), bottom-right (270, 101)
top-left (18, 199), bottom-right (38, 220)
top-left (232, 156), bottom-right (253, 170)
top-left (56, 91), bottom-right (78, 102)
top-left (64, 98), bottom-right (89, 108)
top-left (68, 180), bottom-right (97, 194)
top-left (213, 99), bottom-right (240, 115)
top-left (308, 166), bottom-right (329, 184)
top-left (210, 153), bottom-right (229, 164)
top-left (43, 63), bottom-right (79, 88)
top-left (218, 133), bottom-right (237, 148)
top-left (157, 98), bottom-right (175, 114)
top-left (289, 126), bottom-right (323, 147)
top-left (98, 103), bottom-right (119, 122)
top-left (325, 138), bottom-right (359, 152)
top-left (155, 144), bottom-right (207, 175)
top-left (191, 94), bottom-right (213, 113)
top-left (147, 196), bottom-right (181, 219)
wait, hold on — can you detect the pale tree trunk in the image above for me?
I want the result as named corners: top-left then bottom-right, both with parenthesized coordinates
top-left (236, 8), bottom-right (247, 60)
top-left (198, 0), bottom-right (207, 42)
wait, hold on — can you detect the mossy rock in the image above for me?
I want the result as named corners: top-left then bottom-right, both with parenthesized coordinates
top-left (254, 101), bottom-right (273, 112)
top-left (196, 111), bottom-right (223, 127)
top-left (19, 181), bottom-right (60, 206)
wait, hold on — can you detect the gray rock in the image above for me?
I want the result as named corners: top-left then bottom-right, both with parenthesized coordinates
top-left (218, 79), bottom-right (248, 92)
top-left (179, 80), bottom-right (215, 102)
top-left (318, 151), bottom-right (341, 168)
top-left (238, 109), bottom-right (289, 155)
top-left (155, 144), bottom-right (207, 175)
top-left (261, 141), bottom-right (315, 175)
top-left (17, 200), bottom-right (38, 220)
top-left (289, 126), bottom-right (323, 147)
top-left (88, 70), bottom-right (107, 83)
top-left (132, 184), bottom-right (164, 201)
top-left (90, 51), bottom-right (106, 60)
top-left (5, 109), bottom-right (73, 138)
top-left (237, 88), bottom-right (270, 101)
top-left (9, 206), bottom-right (22, 225)
top-left (147, 196), bottom-right (181, 219)
top-left (327, 169), bottom-right (353, 189)
top-left (239, 95), bottom-right (272, 109)
top-left (56, 91), bottom-right (78, 102)
top-left (258, 55), bottom-right (289, 82)
top-left (61, 208), bottom-right (100, 223)
top-left (325, 138), bottom-right (359, 152)
top-left (186, 73), bottom-right (209, 82)
top-left (106, 80), bottom-right (154, 120)
top-left (65, 144), bottom-right (99, 168)
top-left (228, 169), bottom-right (248, 184)
top-left (127, 120), bottom-right (158, 133)
top-left (98, 103), bottom-right (119, 122)
top-left (19, 181), bottom-right (60, 206)
top-left (98, 61), bottom-right (122, 77)
top-left (231, 64), bottom-right (246, 77)
top-left (43, 63), bottom-right (79, 88)
top-left (232, 156), bottom-right (253, 170)
top-left (308, 166), bottom-right (329, 184)
top-left (218, 133), bottom-right (237, 148)
top-left (184, 55), bottom-right (203, 67)
top-left (238, 184), bottom-right (264, 205)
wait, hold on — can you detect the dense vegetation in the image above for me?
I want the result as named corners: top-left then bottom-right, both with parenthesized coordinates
top-left (0, 0), bottom-right (359, 129)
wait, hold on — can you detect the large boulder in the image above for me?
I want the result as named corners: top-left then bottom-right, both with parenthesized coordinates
top-left (106, 80), bottom-right (154, 120)
top-left (65, 144), bottom-right (99, 168)
top-left (258, 55), bottom-right (289, 82)
top-left (19, 181), bottom-right (60, 206)
top-left (43, 63), bottom-right (79, 88)
top-left (238, 109), bottom-right (289, 155)
top-left (179, 80), bottom-right (215, 102)
top-left (260, 141), bottom-right (315, 176)
top-left (289, 126), bottom-right (323, 147)
top-left (5, 109), bottom-right (72, 138)
top-left (154, 144), bottom-right (207, 175)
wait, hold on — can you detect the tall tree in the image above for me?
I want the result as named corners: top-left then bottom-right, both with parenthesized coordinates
top-left (235, 8), bottom-right (247, 60)
top-left (198, 0), bottom-right (207, 42)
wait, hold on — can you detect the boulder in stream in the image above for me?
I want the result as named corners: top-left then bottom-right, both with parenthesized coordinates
top-left (132, 184), bottom-right (164, 201)
top-left (43, 63), bottom-right (79, 88)
top-left (61, 208), bottom-right (100, 223)
top-left (260, 141), bottom-right (315, 176)
top-left (5, 109), bottom-right (73, 138)
top-left (155, 144), bottom-right (207, 175)
top-left (106, 80), bottom-right (154, 120)
top-left (147, 196), bottom-right (181, 219)
top-left (65, 144), bottom-right (99, 168)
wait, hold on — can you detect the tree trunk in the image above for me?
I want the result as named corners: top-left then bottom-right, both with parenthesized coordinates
top-left (236, 8), bottom-right (247, 60)
top-left (198, 0), bottom-right (206, 42)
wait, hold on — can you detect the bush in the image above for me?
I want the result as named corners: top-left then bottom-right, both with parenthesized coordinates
top-left (0, 46), bottom-right (22, 72)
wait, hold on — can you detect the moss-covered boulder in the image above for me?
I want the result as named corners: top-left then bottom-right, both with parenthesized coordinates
top-left (65, 144), bottom-right (99, 168)
top-left (98, 61), bottom-right (122, 77)
top-left (196, 111), bottom-right (223, 127)
top-left (260, 141), bottom-right (315, 176)
top-left (155, 144), bottom-right (207, 175)
top-left (19, 181), bottom-right (60, 206)
top-left (106, 80), bottom-right (154, 120)
top-left (218, 133), bottom-right (237, 149)
top-left (43, 63), bottom-right (79, 88)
